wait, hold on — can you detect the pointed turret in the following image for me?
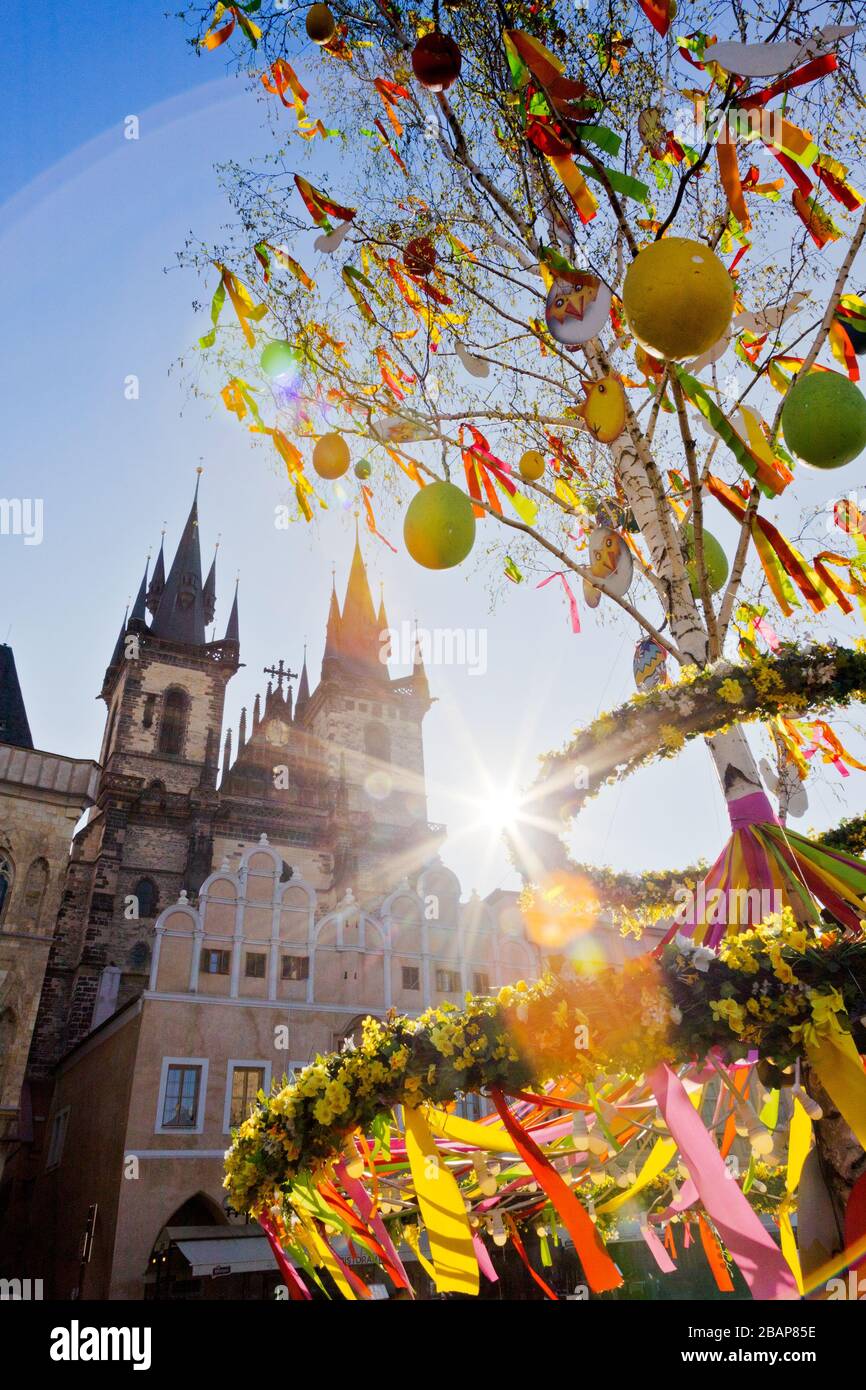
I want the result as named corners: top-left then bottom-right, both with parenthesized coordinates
top-left (321, 581), bottom-right (342, 681)
top-left (203, 547), bottom-right (218, 628)
top-left (412, 625), bottom-right (429, 699)
top-left (0, 644), bottom-right (34, 749)
top-left (238, 706), bottom-right (247, 748)
top-left (106, 607), bottom-right (129, 675)
top-left (377, 585), bottom-right (391, 666)
top-left (146, 535), bottom-right (166, 616)
top-left (150, 476), bottom-right (207, 645)
top-left (252, 693), bottom-right (261, 730)
top-left (224, 579), bottom-right (240, 645)
top-left (129, 560), bottom-right (149, 627)
top-left (295, 647), bottom-right (310, 721)
top-left (222, 727), bottom-right (233, 781)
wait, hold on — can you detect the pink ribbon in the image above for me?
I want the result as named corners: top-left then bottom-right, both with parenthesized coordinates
top-left (335, 1160), bottom-right (414, 1293)
top-left (257, 1211), bottom-right (312, 1300)
top-left (536, 572), bottom-right (580, 632)
top-left (649, 1063), bottom-right (798, 1300)
top-left (473, 1233), bottom-right (500, 1283)
top-left (641, 1223), bottom-right (676, 1273)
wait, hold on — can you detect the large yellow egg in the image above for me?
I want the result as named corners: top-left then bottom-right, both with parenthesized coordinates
top-left (403, 481), bottom-right (475, 569)
top-left (519, 449), bottom-right (546, 481)
top-left (623, 238), bottom-right (733, 360)
top-left (313, 432), bottom-right (350, 479)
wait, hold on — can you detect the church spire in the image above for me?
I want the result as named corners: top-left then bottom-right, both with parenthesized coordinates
top-left (321, 578), bottom-right (342, 681)
top-left (412, 622), bottom-right (429, 699)
top-left (295, 644), bottom-right (310, 719)
top-left (146, 531), bottom-right (166, 616)
top-left (106, 605), bottom-right (129, 675)
top-left (0, 644), bottom-right (34, 750)
top-left (224, 578), bottom-right (240, 645)
top-left (150, 474), bottom-right (207, 645)
top-left (203, 542), bottom-right (218, 627)
top-left (129, 559), bottom-right (149, 626)
top-left (334, 532), bottom-right (387, 682)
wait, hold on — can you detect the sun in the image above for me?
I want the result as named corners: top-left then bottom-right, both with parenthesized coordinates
top-left (471, 786), bottom-right (525, 833)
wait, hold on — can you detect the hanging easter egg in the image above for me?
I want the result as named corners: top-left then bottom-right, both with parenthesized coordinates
top-left (637, 107), bottom-right (667, 159)
top-left (519, 449), bottom-right (546, 481)
top-left (682, 524), bottom-right (729, 597)
top-left (305, 3), bottom-right (336, 44)
top-left (596, 498), bottom-right (628, 531)
top-left (313, 432), bottom-right (350, 479)
top-left (260, 340), bottom-right (300, 378)
top-left (578, 375), bottom-right (626, 443)
top-left (354, 458), bottom-right (372, 480)
top-left (545, 274), bottom-right (611, 347)
top-left (781, 371), bottom-right (866, 470)
top-left (633, 637), bottom-right (669, 693)
top-left (411, 31), bottom-right (462, 92)
top-left (404, 481), bottom-right (475, 569)
top-left (623, 238), bottom-right (734, 360)
top-left (582, 526), bottom-right (633, 609)
top-left (403, 235), bottom-right (437, 277)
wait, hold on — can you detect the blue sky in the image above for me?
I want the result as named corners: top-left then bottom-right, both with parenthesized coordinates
top-left (3, 2), bottom-right (866, 902)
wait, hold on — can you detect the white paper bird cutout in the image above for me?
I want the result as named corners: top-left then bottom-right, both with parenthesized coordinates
top-left (454, 339), bottom-right (490, 378)
top-left (704, 25), bottom-right (855, 78)
top-left (314, 220), bottom-right (354, 254)
top-left (759, 756), bottom-right (808, 819)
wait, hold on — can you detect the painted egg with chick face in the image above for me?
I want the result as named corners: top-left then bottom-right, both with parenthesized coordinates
top-left (582, 525), bottom-right (633, 609)
top-left (545, 274), bottom-right (611, 347)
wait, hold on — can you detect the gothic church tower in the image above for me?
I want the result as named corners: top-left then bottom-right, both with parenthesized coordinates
top-left (29, 480), bottom-right (240, 1072)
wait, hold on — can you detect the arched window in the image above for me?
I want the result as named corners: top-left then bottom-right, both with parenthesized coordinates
top-left (21, 858), bottom-right (49, 927)
top-left (134, 878), bottom-right (158, 918)
top-left (364, 720), bottom-right (391, 764)
top-left (158, 689), bottom-right (189, 757)
top-left (0, 856), bottom-right (13, 922)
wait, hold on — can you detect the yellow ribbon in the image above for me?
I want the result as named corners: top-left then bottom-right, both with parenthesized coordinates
top-left (404, 1105), bottom-right (479, 1295)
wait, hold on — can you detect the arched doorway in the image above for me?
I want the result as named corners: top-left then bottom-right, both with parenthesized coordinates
top-left (145, 1192), bottom-right (280, 1301)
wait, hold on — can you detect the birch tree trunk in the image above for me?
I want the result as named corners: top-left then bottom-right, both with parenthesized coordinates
top-left (610, 417), bottom-right (864, 1250)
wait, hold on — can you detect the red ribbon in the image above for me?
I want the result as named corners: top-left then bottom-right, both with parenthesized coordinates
top-left (491, 1088), bottom-right (622, 1293)
top-left (506, 1216), bottom-right (559, 1299)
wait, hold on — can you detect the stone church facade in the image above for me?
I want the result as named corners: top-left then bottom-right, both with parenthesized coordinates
top-left (0, 482), bottom-right (540, 1297)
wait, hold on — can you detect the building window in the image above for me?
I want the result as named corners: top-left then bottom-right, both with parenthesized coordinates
top-left (159, 1063), bottom-right (204, 1131)
top-left (245, 952), bottom-right (266, 978)
top-left (21, 858), bottom-right (49, 927)
top-left (0, 855), bottom-right (14, 922)
top-left (436, 968), bottom-right (461, 993)
top-left (158, 688), bottom-right (189, 757)
top-left (472, 971), bottom-right (490, 996)
top-left (202, 949), bottom-right (231, 975)
top-left (45, 1107), bottom-right (70, 1170)
top-left (402, 965), bottom-right (420, 991)
top-left (134, 877), bottom-right (158, 918)
top-left (281, 954), bottom-right (309, 981)
top-left (227, 1065), bottom-right (265, 1129)
top-left (142, 693), bottom-right (157, 729)
top-left (364, 720), bottom-right (391, 764)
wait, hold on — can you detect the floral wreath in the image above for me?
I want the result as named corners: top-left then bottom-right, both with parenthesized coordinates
top-left (514, 642), bottom-right (866, 884)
